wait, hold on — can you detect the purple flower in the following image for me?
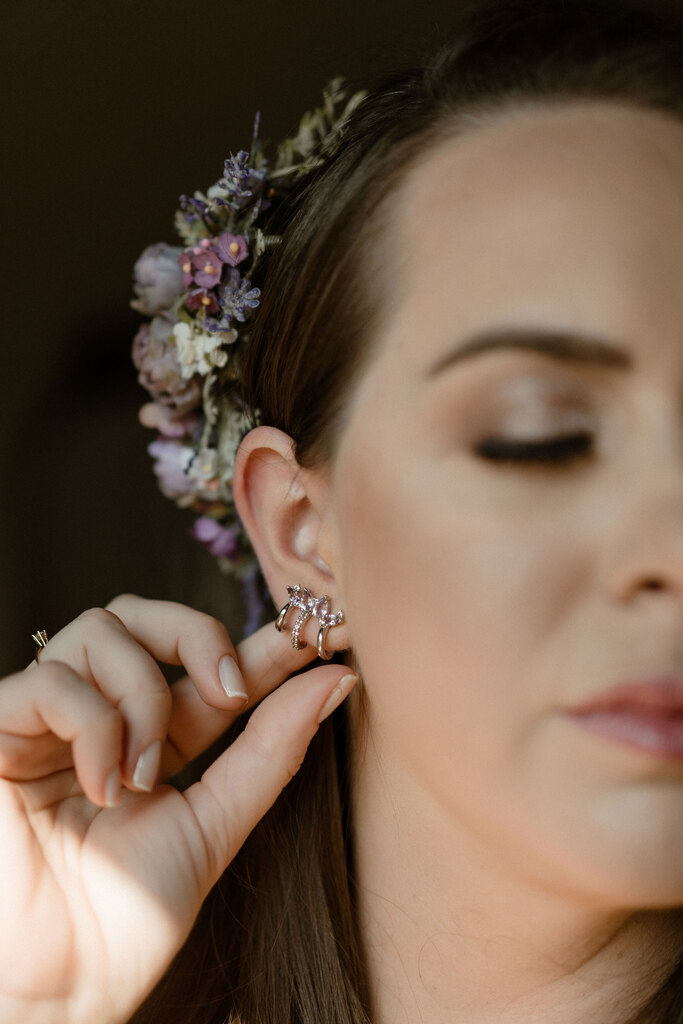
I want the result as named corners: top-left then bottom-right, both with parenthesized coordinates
top-left (148, 438), bottom-right (196, 499)
top-left (131, 243), bottom-right (185, 315)
top-left (178, 249), bottom-right (194, 288)
top-left (186, 288), bottom-right (220, 314)
top-left (209, 150), bottom-right (267, 212)
top-left (179, 194), bottom-right (209, 222)
top-left (216, 233), bottom-right (249, 267)
top-left (191, 516), bottom-right (241, 558)
top-left (208, 268), bottom-right (260, 332)
top-left (131, 316), bottom-right (202, 416)
top-left (191, 249), bottom-right (223, 289)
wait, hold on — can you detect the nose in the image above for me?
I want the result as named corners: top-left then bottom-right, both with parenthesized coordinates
top-left (601, 470), bottom-right (683, 604)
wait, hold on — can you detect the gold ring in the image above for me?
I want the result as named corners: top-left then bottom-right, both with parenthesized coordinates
top-left (31, 629), bottom-right (49, 663)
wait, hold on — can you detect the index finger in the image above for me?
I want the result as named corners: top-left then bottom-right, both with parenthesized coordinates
top-left (106, 593), bottom-right (346, 702)
top-left (104, 594), bottom-right (348, 769)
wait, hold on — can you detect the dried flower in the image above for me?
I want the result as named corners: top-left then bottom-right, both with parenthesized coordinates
top-left (172, 321), bottom-right (235, 377)
top-left (147, 438), bottom-right (196, 499)
top-left (132, 316), bottom-right (202, 416)
top-left (208, 269), bottom-right (260, 332)
top-left (131, 243), bottom-right (184, 315)
top-left (132, 79), bottom-right (367, 611)
top-left (179, 194), bottom-right (209, 223)
top-left (138, 401), bottom-right (201, 438)
top-left (191, 516), bottom-right (241, 558)
top-left (216, 233), bottom-right (249, 266)
top-left (190, 249), bottom-right (223, 289)
top-left (185, 287), bottom-right (220, 315)
top-left (208, 150), bottom-right (267, 212)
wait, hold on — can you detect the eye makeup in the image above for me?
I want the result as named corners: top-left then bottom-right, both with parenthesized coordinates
top-left (474, 374), bottom-right (595, 436)
top-left (426, 358), bottom-right (603, 467)
top-left (470, 376), bottom-right (597, 466)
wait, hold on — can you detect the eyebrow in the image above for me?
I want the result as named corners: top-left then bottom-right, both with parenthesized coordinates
top-left (426, 328), bottom-right (634, 377)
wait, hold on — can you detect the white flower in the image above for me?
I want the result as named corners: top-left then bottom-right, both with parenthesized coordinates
top-left (184, 445), bottom-right (224, 503)
top-left (187, 446), bottom-right (220, 488)
top-left (172, 322), bottom-right (236, 378)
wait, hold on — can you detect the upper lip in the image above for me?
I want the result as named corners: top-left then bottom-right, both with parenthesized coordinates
top-left (565, 676), bottom-right (683, 715)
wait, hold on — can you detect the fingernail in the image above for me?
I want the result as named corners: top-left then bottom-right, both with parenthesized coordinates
top-left (133, 740), bottom-right (162, 792)
top-left (104, 765), bottom-right (121, 808)
top-left (317, 673), bottom-right (359, 723)
top-left (218, 654), bottom-right (248, 702)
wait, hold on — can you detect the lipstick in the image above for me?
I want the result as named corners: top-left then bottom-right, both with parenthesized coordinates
top-left (562, 677), bottom-right (683, 760)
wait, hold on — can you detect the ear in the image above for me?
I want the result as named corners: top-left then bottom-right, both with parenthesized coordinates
top-left (232, 425), bottom-right (351, 655)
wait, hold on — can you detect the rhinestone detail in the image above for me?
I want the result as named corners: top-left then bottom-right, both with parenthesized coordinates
top-left (277, 584), bottom-right (345, 652)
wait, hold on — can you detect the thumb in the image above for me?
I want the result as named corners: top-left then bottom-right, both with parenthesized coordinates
top-left (182, 667), bottom-right (359, 892)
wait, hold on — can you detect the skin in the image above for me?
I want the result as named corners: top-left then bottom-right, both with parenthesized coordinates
top-left (0, 598), bottom-right (356, 1024)
top-left (235, 102), bottom-right (683, 1023)
top-left (5, 98), bottom-right (681, 1024)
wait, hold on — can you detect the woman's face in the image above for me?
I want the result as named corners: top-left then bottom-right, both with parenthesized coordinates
top-left (321, 102), bottom-right (683, 905)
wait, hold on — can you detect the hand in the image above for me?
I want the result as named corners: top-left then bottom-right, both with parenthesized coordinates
top-left (0, 595), bottom-right (357, 1024)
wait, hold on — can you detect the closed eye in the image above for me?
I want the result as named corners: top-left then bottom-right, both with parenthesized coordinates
top-left (474, 432), bottom-right (594, 464)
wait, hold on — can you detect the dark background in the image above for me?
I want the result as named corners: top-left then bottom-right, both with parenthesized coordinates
top-left (0, 0), bottom-right (461, 675)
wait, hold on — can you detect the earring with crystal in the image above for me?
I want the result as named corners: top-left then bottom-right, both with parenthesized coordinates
top-left (275, 584), bottom-right (345, 660)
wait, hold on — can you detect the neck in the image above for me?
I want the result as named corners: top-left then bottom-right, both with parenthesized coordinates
top-left (348, 711), bottom-right (683, 1024)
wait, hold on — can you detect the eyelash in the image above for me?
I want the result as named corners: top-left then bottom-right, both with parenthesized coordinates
top-left (475, 431), bottom-right (594, 465)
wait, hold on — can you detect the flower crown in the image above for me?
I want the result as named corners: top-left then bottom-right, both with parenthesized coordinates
top-left (131, 80), bottom-right (366, 633)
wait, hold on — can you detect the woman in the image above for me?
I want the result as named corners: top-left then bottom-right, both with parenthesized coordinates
top-left (2, 1), bottom-right (683, 1021)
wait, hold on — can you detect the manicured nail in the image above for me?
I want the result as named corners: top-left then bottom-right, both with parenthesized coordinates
top-left (133, 740), bottom-right (162, 792)
top-left (317, 673), bottom-right (359, 723)
top-left (218, 654), bottom-right (248, 702)
top-left (104, 764), bottom-right (122, 808)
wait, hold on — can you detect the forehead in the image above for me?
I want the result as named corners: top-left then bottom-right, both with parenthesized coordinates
top-left (379, 101), bottom-right (683, 364)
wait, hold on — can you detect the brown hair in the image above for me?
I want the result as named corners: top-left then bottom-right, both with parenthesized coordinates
top-left (130, 2), bottom-right (683, 1021)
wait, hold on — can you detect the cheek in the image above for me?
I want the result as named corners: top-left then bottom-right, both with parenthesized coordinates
top-left (333, 420), bottom-right (683, 900)
top-left (334, 434), bottom-right (588, 787)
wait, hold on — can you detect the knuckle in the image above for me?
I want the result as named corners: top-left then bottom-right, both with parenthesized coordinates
top-left (245, 723), bottom-right (279, 767)
top-left (104, 592), bottom-right (140, 613)
top-left (76, 606), bottom-right (124, 631)
top-left (78, 696), bottom-right (122, 732)
top-left (130, 684), bottom-right (173, 716)
top-left (246, 721), bottom-right (306, 781)
top-left (194, 608), bottom-right (227, 633)
top-left (97, 702), bottom-right (124, 731)
top-left (80, 707), bottom-right (124, 746)
top-left (283, 752), bottom-right (305, 782)
top-left (187, 609), bottom-right (233, 649)
top-left (36, 658), bottom-right (79, 687)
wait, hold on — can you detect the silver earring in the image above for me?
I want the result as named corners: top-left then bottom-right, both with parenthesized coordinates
top-left (275, 584), bottom-right (345, 660)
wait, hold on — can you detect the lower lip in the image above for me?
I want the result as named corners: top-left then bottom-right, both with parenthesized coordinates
top-left (564, 710), bottom-right (683, 760)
